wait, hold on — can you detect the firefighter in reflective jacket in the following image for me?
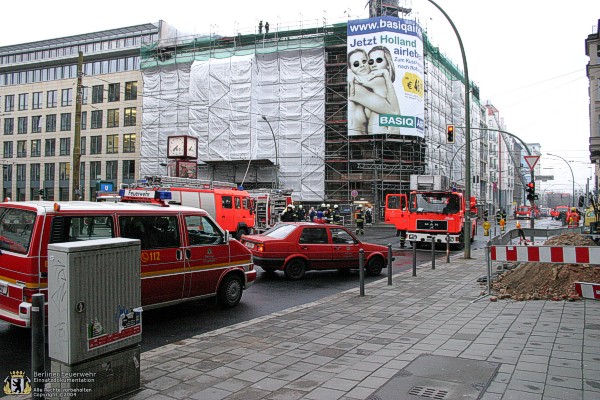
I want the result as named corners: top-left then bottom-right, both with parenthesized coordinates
top-left (354, 205), bottom-right (365, 235)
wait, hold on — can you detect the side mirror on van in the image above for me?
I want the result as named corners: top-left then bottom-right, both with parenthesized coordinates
top-left (223, 230), bottom-right (230, 243)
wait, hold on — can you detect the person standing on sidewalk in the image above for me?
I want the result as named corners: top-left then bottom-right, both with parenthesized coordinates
top-left (354, 205), bottom-right (365, 235)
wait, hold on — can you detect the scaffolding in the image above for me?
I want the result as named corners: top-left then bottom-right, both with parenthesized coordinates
top-left (139, 14), bottom-right (482, 213)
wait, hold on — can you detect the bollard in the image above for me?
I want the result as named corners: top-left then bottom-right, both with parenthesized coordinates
top-left (359, 249), bottom-right (365, 296)
top-left (431, 236), bottom-right (436, 270)
top-left (31, 293), bottom-right (45, 399)
top-left (412, 241), bottom-right (417, 277)
top-left (387, 244), bottom-right (392, 286)
top-left (446, 233), bottom-right (450, 263)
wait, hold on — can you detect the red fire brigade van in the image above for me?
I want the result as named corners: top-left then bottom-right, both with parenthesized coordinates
top-left (0, 190), bottom-right (256, 328)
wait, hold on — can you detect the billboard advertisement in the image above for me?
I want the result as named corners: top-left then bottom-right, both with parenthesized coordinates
top-left (347, 16), bottom-right (424, 137)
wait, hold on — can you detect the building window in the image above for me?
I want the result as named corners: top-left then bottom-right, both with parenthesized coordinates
top-left (82, 86), bottom-right (89, 105)
top-left (32, 92), bottom-right (42, 109)
top-left (17, 164), bottom-right (26, 182)
top-left (80, 136), bottom-right (86, 155)
top-left (90, 161), bottom-right (101, 180)
top-left (90, 135), bottom-right (102, 154)
top-left (44, 163), bottom-right (55, 181)
top-left (31, 140), bottom-right (41, 157)
top-left (80, 111), bottom-right (87, 130)
top-left (79, 162), bottom-right (85, 181)
top-left (108, 83), bottom-right (120, 102)
top-left (46, 114), bottom-right (56, 132)
top-left (59, 162), bottom-right (70, 180)
top-left (61, 88), bottom-right (72, 107)
top-left (18, 93), bottom-right (28, 111)
top-left (4, 95), bottom-right (14, 112)
top-left (30, 163), bottom-right (40, 182)
top-left (3, 164), bottom-right (12, 182)
top-left (106, 160), bottom-right (118, 179)
top-left (123, 133), bottom-right (136, 153)
top-left (123, 160), bottom-right (135, 180)
top-left (60, 137), bottom-right (71, 156)
top-left (107, 109), bottom-right (119, 128)
top-left (17, 117), bottom-right (27, 134)
top-left (91, 110), bottom-right (103, 129)
top-left (3, 141), bottom-right (13, 158)
top-left (45, 139), bottom-right (55, 156)
top-left (32, 116), bottom-right (42, 133)
top-left (92, 85), bottom-right (103, 103)
top-left (106, 134), bottom-right (118, 154)
top-left (16, 140), bottom-right (26, 158)
top-left (124, 107), bottom-right (136, 127)
top-left (3, 118), bottom-right (14, 135)
top-left (47, 90), bottom-right (57, 108)
top-left (60, 113), bottom-right (71, 131)
top-left (125, 81), bottom-right (137, 100)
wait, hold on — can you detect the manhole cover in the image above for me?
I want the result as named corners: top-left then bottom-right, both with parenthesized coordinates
top-left (368, 354), bottom-right (499, 400)
top-left (408, 385), bottom-right (449, 399)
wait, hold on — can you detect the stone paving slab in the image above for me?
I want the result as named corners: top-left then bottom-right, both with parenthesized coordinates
top-left (119, 248), bottom-right (600, 400)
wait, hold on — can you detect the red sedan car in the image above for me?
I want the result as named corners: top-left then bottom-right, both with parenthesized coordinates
top-left (240, 222), bottom-right (390, 280)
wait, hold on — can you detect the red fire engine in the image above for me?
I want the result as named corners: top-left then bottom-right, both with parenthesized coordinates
top-left (384, 175), bottom-right (478, 250)
top-left (248, 189), bottom-right (293, 232)
top-left (130, 176), bottom-right (255, 239)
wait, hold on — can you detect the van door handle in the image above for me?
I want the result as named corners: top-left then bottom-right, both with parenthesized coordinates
top-left (185, 249), bottom-right (191, 259)
top-left (176, 249), bottom-right (183, 260)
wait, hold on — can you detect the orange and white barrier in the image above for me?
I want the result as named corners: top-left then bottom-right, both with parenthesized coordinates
top-left (490, 245), bottom-right (600, 264)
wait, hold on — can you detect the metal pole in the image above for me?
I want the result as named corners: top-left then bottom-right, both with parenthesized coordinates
top-left (261, 116), bottom-right (279, 189)
top-left (387, 244), bottom-right (392, 286)
top-left (31, 293), bottom-right (45, 399)
top-left (359, 249), bottom-right (365, 296)
top-left (412, 242), bottom-right (417, 277)
top-left (428, 0), bottom-right (471, 259)
top-left (547, 153), bottom-right (574, 207)
top-left (431, 236), bottom-right (435, 269)
top-left (446, 233), bottom-right (450, 263)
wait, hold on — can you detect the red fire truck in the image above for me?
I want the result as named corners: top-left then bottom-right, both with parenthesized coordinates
top-left (131, 176), bottom-right (255, 239)
top-left (248, 189), bottom-right (293, 232)
top-left (384, 175), bottom-right (478, 250)
top-left (0, 190), bottom-right (256, 328)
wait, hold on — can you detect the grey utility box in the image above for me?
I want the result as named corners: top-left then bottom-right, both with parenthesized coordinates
top-left (48, 238), bottom-right (141, 399)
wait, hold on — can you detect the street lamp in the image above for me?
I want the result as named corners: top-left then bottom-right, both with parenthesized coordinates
top-left (261, 115), bottom-right (279, 189)
top-left (547, 153), bottom-right (575, 207)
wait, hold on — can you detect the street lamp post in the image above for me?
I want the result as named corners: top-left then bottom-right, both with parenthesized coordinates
top-left (261, 116), bottom-right (279, 189)
top-left (428, 0), bottom-right (472, 259)
top-left (547, 153), bottom-right (575, 207)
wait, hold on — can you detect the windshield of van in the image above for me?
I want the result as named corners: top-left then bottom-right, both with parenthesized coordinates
top-left (0, 207), bottom-right (36, 254)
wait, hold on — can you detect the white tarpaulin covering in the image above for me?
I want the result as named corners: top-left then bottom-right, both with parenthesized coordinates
top-left (141, 48), bottom-right (325, 201)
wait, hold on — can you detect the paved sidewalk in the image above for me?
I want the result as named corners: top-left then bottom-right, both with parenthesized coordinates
top-left (127, 249), bottom-right (600, 400)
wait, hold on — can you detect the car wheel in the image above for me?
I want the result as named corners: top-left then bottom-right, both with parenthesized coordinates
top-left (217, 275), bottom-right (243, 308)
top-left (366, 256), bottom-right (384, 276)
top-left (284, 259), bottom-right (306, 280)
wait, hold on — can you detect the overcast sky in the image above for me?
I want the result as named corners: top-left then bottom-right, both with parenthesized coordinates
top-left (1, 0), bottom-right (599, 195)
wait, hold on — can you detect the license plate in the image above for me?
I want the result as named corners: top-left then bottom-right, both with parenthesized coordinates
top-left (0, 282), bottom-right (7, 296)
top-left (245, 242), bottom-right (255, 249)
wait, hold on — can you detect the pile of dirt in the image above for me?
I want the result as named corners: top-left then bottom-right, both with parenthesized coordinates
top-left (491, 232), bottom-right (600, 301)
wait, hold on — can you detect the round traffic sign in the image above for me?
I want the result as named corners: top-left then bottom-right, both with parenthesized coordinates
top-left (351, 190), bottom-right (358, 197)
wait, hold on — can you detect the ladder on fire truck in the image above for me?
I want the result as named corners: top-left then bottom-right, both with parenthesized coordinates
top-left (138, 176), bottom-right (237, 190)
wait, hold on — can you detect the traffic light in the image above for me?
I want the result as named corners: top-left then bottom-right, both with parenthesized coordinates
top-left (526, 181), bottom-right (535, 202)
top-left (446, 124), bottom-right (455, 144)
top-left (38, 189), bottom-right (44, 198)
